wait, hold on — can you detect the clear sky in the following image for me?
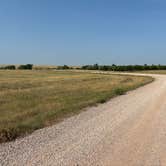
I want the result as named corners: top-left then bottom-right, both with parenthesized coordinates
top-left (0, 0), bottom-right (166, 65)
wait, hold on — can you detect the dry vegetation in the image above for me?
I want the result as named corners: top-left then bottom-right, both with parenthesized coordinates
top-left (137, 70), bottom-right (166, 74)
top-left (0, 70), bottom-right (153, 142)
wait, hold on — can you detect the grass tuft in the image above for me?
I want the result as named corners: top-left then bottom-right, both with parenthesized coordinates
top-left (113, 88), bottom-right (126, 95)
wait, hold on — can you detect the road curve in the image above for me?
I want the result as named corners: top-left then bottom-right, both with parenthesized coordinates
top-left (0, 73), bottom-right (166, 166)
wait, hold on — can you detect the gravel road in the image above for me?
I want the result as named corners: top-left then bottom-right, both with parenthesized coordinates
top-left (0, 73), bottom-right (166, 166)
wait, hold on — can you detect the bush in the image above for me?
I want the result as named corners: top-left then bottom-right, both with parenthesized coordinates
top-left (57, 65), bottom-right (70, 70)
top-left (98, 98), bottom-right (107, 103)
top-left (0, 128), bottom-right (19, 142)
top-left (113, 88), bottom-right (125, 95)
top-left (18, 64), bottom-right (33, 70)
top-left (0, 65), bottom-right (16, 70)
top-left (5, 65), bottom-right (16, 70)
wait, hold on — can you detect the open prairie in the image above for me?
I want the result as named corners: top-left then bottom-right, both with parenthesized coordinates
top-left (0, 70), bottom-right (153, 142)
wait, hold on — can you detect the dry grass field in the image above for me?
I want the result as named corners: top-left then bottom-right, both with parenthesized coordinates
top-left (0, 70), bottom-right (153, 142)
top-left (137, 70), bottom-right (166, 74)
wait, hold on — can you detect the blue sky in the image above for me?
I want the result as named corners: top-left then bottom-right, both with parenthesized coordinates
top-left (0, 0), bottom-right (166, 65)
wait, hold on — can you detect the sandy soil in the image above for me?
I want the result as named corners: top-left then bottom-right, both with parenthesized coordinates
top-left (0, 73), bottom-right (166, 166)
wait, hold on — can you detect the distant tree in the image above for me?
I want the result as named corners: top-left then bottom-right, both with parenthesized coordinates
top-left (26, 64), bottom-right (33, 70)
top-left (63, 65), bottom-right (70, 69)
top-left (0, 65), bottom-right (16, 70)
top-left (93, 64), bottom-right (99, 70)
top-left (4, 65), bottom-right (16, 70)
top-left (111, 64), bottom-right (116, 71)
top-left (150, 64), bottom-right (158, 70)
top-left (57, 65), bottom-right (70, 70)
top-left (18, 64), bottom-right (33, 70)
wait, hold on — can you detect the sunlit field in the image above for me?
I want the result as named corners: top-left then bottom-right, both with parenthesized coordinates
top-left (0, 70), bottom-right (153, 142)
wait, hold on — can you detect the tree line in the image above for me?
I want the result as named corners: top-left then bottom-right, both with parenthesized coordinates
top-left (0, 64), bottom-right (33, 70)
top-left (1, 64), bottom-right (166, 71)
top-left (81, 64), bottom-right (166, 71)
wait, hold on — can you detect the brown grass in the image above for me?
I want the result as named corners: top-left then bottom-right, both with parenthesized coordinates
top-left (0, 70), bottom-right (153, 142)
top-left (135, 70), bottom-right (166, 74)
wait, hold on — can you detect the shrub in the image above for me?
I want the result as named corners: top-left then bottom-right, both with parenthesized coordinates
top-left (113, 88), bottom-right (125, 95)
top-left (0, 128), bottom-right (19, 142)
top-left (0, 65), bottom-right (16, 70)
top-left (18, 64), bottom-right (33, 70)
top-left (98, 98), bottom-right (107, 103)
top-left (5, 65), bottom-right (16, 70)
top-left (57, 65), bottom-right (70, 70)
